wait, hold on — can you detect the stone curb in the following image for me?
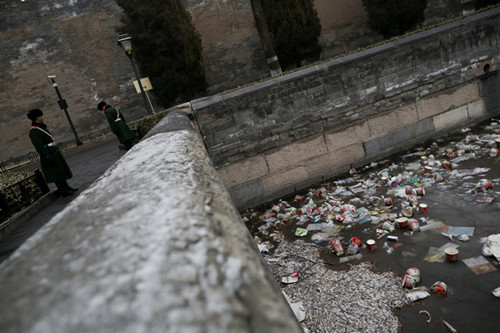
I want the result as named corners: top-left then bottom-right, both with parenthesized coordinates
top-left (0, 191), bottom-right (58, 241)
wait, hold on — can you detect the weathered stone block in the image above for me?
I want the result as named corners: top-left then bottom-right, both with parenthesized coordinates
top-left (228, 179), bottom-right (265, 210)
top-left (416, 83), bottom-right (480, 119)
top-left (209, 115), bottom-right (235, 130)
top-left (262, 166), bottom-right (309, 194)
top-left (217, 155), bottom-right (269, 188)
top-left (433, 105), bottom-right (469, 133)
top-left (324, 121), bottom-right (370, 151)
top-left (305, 143), bottom-right (365, 179)
top-left (367, 103), bottom-right (419, 137)
top-left (468, 98), bottom-right (487, 122)
top-left (364, 118), bottom-right (435, 159)
top-left (264, 134), bottom-right (327, 172)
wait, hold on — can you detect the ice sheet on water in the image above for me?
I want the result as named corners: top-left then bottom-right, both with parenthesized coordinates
top-left (266, 240), bottom-right (408, 333)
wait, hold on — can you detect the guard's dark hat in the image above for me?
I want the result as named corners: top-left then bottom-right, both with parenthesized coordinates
top-left (97, 101), bottom-right (107, 111)
top-left (27, 108), bottom-right (43, 121)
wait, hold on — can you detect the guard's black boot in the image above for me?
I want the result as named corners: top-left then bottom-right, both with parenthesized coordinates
top-left (56, 181), bottom-right (76, 196)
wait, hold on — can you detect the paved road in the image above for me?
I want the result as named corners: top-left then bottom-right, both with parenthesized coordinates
top-left (0, 135), bottom-right (126, 263)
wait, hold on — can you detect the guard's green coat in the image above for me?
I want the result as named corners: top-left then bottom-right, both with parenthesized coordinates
top-left (104, 106), bottom-right (135, 144)
top-left (29, 125), bottom-right (72, 183)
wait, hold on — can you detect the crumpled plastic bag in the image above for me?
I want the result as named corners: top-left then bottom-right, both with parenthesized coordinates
top-left (484, 234), bottom-right (500, 262)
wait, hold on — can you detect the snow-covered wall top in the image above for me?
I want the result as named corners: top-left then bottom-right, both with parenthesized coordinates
top-left (0, 110), bottom-right (301, 332)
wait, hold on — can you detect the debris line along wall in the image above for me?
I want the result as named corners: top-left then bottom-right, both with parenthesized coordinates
top-left (192, 7), bottom-right (500, 210)
top-left (0, 110), bottom-right (302, 333)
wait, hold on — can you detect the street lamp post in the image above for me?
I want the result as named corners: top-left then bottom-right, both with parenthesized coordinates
top-left (47, 75), bottom-right (83, 146)
top-left (117, 33), bottom-right (152, 115)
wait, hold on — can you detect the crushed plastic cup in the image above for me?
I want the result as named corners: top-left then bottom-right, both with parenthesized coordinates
top-left (408, 219), bottom-right (420, 231)
top-left (402, 206), bottom-right (414, 217)
top-left (418, 203), bottom-right (428, 213)
top-left (402, 274), bottom-right (417, 289)
top-left (396, 217), bottom-right (408, 228)
top-left (445, 248), bottom-right (459, 262)
top-left (331, 238), bottom-right (340, 245)
top-left (431, 281), bottom-right (447, 295)
top-left (384, 196), bottom-right (393, 206)
top-left (331, 239), bottom-right (344, 256)
top-left (490, 148), bottom-right (499, 157)
top-left (406, 267), bottom-right (421, 283)
top-left (333, 243), bottom-right (344, 256)
top-left (442, 161), bottom-right (452, 169)
top-left (405, 186), bottom-right (413, 195)
top-left (415, 187), bottom-right (426, 196)
top-left (424, 166), bottom-right (433, 173)
top-left (366, 239), bottom-right (377, 251)
top-left (408, 196), bottom-right (418, 206)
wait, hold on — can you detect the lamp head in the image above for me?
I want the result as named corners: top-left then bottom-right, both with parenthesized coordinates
top-left (117, 33), bottom-right (133, 56)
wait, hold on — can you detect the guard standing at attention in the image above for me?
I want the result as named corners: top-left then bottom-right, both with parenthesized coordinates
top-left (97, 101), bottom-right (135, 150)
top-left (27, 108), bottom-right (77, 196)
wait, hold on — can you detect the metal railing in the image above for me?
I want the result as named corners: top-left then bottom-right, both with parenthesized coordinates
top-left (1, 126), bottom-right (145, 174)
top-left (1, 141), bottom-right (74, 173)
top-left (88, 128), bottom-right (111, 142)
top-left (0, 169), bottom-right (50, 223)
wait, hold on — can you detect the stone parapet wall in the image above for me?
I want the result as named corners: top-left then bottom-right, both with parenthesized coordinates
top-left (192, 8), bottom-right (500, 209)
top-left (0, 110), bottom-right (301, 332)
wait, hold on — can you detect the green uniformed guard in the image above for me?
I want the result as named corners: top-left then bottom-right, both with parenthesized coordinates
top-left (97, 101), bottom-right (135, 150)
top-left (27, 108), bottom-right (77, 196)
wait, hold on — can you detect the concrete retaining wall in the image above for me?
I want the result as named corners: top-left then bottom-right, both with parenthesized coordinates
top-left (192, 8), bottom-right (500, 210)
top-left (0, 110), bottom-right (301, 333)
